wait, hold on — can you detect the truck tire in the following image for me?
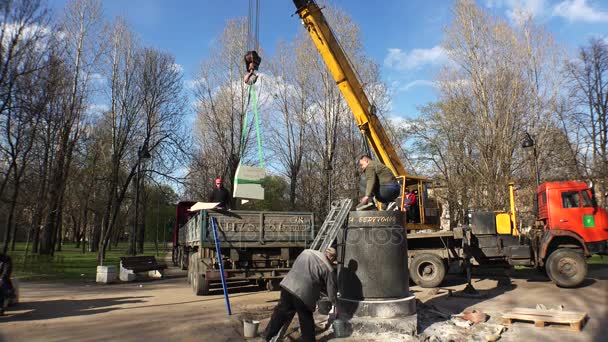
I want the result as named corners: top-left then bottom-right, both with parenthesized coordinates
top-left (192, 257), bottom-right (210, 295)
top-left (410, 253), bottom-right (446, 288)
top-left (180, 249), bottom-right (188, 271)
top-left (546, 249), bottom-right (587, 288)
top-left (193, 273), bottom-right (210, 296)
top-left (172, 247), bottom-right (179, 266)
top-left (266, 279), bottom-right (280, 291)
top-left (187, 253), bottom-right (197, 284)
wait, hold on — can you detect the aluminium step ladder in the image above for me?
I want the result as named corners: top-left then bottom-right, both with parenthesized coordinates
top-left (309, 198), bottom-right (352, 252)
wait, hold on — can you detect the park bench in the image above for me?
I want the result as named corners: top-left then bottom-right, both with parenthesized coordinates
top-left (119, 256), bottom-right (167, 282)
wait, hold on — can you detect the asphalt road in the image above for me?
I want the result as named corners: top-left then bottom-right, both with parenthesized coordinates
top-left (1, 264), bottom-right (606, 342)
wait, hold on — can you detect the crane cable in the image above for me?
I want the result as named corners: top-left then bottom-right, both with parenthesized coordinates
top-left (247, 0), bottom-right (260, 52)
top-left (239, 0), bottom-right (264, 169)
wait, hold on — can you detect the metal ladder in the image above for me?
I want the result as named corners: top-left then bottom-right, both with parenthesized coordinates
top-left (309, 198), bottom-right (352, 252)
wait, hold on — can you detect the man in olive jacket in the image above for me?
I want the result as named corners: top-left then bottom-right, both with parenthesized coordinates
top-left (357, 154), bottom-right (400, 210)
top-left (264, 248), bottom-right (337, 342)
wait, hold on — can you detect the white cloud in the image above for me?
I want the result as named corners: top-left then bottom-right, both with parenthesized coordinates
top-left (399, 80), bottom-right (437, 92)
top-left (386, 116), bottom-right (414, 131)
top-left (384, 46), bottom-right (448, 71)
top-left (87, 103), bottom-right (109, 114)
top-left (553, 0), bottom-right (608, 22)
top-left (172, 63), bottom-right (184, 73)
top-left (483, 0), bottom-right (548, 22)
top-left (185, 78), bottom-right (204, 90)
top-left (90, 73), bottom-right (105, 84)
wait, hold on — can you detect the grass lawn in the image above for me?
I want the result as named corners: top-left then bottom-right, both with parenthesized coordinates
top-left (6, 242), bottom-right (170, 282)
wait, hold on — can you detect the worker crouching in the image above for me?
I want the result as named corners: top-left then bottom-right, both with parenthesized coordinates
top-left (264, 247), bottom-right (337, 342)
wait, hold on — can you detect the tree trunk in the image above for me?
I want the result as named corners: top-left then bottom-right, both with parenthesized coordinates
top-left (289, 169), bottom-right (297, 210)
top-left (56, 210), bottom-right (63, 252)
top-left (2, 187), bottom-right (19, 254)
top-left (90, 212), bottom-right (101, 252)
top-left (137, 173), bottom-right (146, 254)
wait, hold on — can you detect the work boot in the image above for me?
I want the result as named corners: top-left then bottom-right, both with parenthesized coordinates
top-left (356, 202), bottom-right (375, 211)
top-left (386, 202), bottom-right (398, 211)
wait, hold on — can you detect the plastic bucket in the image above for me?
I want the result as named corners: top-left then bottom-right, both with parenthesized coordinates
top-left (243, 320), bottom-right (260, 338)
top-left (332, 319), bottom-right (349, 338)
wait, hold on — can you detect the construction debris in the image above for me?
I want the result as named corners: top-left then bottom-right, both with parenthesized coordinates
top-left (451, 317), bottom-right (472, 328)
top-left (536, 304), bottom-right (565, 311)
top-left (485, 326), bottom-right (506, 342)
top-left (453, 308), bottom-right (488, 324)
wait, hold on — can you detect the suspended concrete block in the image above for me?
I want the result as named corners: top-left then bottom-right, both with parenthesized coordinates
top-left (233, 164), bottom-right (265, 200)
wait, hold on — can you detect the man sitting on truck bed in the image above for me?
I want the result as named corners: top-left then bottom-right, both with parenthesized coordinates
top-left (357, 154), bottom-right (400, 210)
top-left (264, 247), bottom-right (337, 342)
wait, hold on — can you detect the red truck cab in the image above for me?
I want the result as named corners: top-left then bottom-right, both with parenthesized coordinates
top-left (537, 181), bottom-right (608, 255)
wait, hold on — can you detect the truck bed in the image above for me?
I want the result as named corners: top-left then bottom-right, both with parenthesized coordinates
top-left (179, 210), bottom-right (315, 247)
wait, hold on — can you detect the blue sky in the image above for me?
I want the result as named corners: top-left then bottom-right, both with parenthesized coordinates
top-left (49, 0), bottom-right (608, 120)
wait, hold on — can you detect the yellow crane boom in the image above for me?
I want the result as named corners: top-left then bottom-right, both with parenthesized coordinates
top-left (292, 0), bottom-right (406, 179)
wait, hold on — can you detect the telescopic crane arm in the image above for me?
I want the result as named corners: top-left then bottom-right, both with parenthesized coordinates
top-left (292, 0), bottom-right (407, 179)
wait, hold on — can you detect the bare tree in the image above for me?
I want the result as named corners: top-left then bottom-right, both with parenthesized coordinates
top-left (564, 38), bottom-right (608, 207)
top-left (39, 0), bottom-right (103, 255)
top-left (409, 0), bottom-right (572, 225)
top-left (266, 38), bottom-right (312, 209)
top-left (0, 0), bottom-right (49, 252)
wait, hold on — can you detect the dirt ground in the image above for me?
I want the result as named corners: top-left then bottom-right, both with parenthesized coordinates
top-left (1, 263), bottom-right (606, 342)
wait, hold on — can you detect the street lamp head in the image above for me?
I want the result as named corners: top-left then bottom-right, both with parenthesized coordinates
top-left (521, 132), bottom-right (535, 149)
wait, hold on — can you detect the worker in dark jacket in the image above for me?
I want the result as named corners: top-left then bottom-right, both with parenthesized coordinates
top-left (357, 154), bottom-right (400, 210)
top-left (208, 177), bottom-right (232, 209)
top-left (0, 253), bottom-right (15, 315)
top-left (264, 248), bottom-right (337, 342)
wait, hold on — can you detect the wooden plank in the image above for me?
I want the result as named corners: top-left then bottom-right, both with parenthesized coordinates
top-left (502, 307), bottom-right (587, 331)
top-left (504, 308), bottom-right (587, 323)
top-left (503, 312), bottom-right (584, 323)
top-left (509, 307), bottom-right (586, 317)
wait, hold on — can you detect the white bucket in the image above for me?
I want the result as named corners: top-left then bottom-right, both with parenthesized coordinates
top-left (243, 320), bottom-right (260, 338)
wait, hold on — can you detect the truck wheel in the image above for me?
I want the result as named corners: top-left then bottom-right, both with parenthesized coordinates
top-left (546, 249), bottom-right (587, 288)
top-left (410, 254), bottom-right (446, 288)
top-left (172, 247), bottom-right (179, 266)
top-left (187, 254), bottom-right (197, 284)
top-left (193, 257), bottom-right (210, 295)
top-left (180, 249), bottom-right (188, 271)
top-left (193, 274), bottom-right (210, 296)
top-left (266, 279), bottom-right (280, 291)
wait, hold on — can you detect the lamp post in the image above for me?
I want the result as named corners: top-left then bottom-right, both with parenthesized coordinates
top-left (130, 144), bottom-right (151, 256)
top-left (522, 132), bottom-right (540, 188)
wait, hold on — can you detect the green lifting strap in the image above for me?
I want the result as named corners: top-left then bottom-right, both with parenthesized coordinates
top-left (240, 83), bottom-right (265, 168)
top-left (234, 178), bottom-right (264, 185)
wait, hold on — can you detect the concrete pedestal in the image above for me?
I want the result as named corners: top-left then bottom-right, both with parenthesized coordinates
top-left (119, 265), bottom-right (136, 282)
top-left (337, 295), bottom-right (417, 319)
top-left (344, 314), bottom-right (418, 336)
top-left (96, 266), bottom-right (117, 284)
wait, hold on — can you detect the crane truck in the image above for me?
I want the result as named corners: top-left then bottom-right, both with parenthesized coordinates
top-left (174, 0), bottom-right (608, 296)
top-left (290, 0), bottom-right (608, 288)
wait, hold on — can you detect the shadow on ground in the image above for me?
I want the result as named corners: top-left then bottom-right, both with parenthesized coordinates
top-left (2, 296), bottom-right (152, 322)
